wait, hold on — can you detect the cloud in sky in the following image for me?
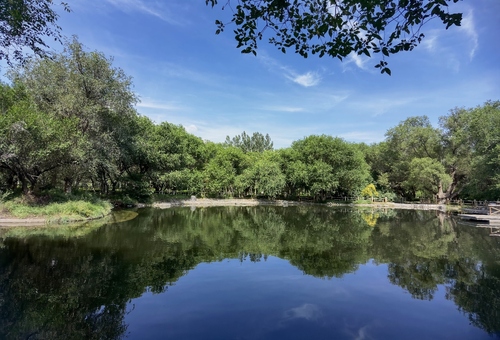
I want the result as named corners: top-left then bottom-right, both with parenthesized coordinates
top-left (286, 71), bottom-right (321, 87)
top-left (185, 124), bottom-right (198, 133)
top-left (53, 0), bottom-right (498, 149)
top-left (258, 54), bottom-right (321, 87)
top-left (136, 99), bottom-right (186, 112)
top-left (460, 10), bottom-right (479, 60)
top-left (105, 0), bottom-right (180, 25)
top-left (262, 106), bottom-right (305, 112)
top-left (344, 52), bottom-right (370, 71)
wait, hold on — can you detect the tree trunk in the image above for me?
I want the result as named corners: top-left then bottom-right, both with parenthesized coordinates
top-left (64, 178), bottom-right (73, 194)
top-left (20, 176), bottom-right (29, 194)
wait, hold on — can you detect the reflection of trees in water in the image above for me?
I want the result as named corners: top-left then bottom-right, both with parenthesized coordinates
top-left (0, 240), bottom-right (129, 339)
top-left (0, 207), bottom-right (499, 338)
top-left (370, 210), bottom-right (500, 334)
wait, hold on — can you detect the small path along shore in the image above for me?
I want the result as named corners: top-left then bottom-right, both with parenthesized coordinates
top-left (153, 198), bottom-right (448, 211)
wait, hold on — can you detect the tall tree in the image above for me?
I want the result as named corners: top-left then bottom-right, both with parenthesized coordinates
top-left (9, 37), bottom-right (139, 193)
top-left (207, 0), bottom-right (463, 74)
top-left (383, 116), bottom-right (443, 199)
top-left (442, 101), bottom-right (500, 200)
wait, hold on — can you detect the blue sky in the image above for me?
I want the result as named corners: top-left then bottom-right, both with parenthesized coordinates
top-left (19, 1), bottom-right (500, 148)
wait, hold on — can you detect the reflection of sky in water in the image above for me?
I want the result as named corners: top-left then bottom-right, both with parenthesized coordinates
top-left (283, 303), bottom-right (322, 321)
top-left (124, 256), bottom-right (491, 340)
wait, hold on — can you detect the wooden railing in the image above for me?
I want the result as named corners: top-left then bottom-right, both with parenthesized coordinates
top-left (489, 205), bottom-right (500, 215)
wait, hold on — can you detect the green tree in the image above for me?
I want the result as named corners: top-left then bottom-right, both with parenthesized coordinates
top-left (224, 131), bottom-right (274, 152)
top-left (0, 84), bottom-right (77, 193)
top-left (290, 135), bottom-right (370, 200)
top-left (0, 0), bottom-right (70, 66)
top-left (407, 157), bottom-right (451, 200)
top-left (383, 116), bottom-right (443, 199)
top-left (9, 37), bottom-right (139, 194)
top-left (237, 151), bottom-right (285, 198)
top-left (207, 0), bottom-right (462, 74)
top-left (203, 145), bottom-right (249, 197)
top-left (443, 101), bottom-right (500, 199)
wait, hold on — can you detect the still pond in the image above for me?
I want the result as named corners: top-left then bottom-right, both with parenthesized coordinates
top-left (0, 206), bottom-right (499, 339)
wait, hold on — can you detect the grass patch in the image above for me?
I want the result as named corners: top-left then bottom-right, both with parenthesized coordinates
top-left (0, 190), bottom-right (112, 222)
top-left (0, 210), bottom-right (138, 240)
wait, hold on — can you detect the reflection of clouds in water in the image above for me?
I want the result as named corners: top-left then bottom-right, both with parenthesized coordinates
top-left (283, 303), bottom-right (322, 322)
top-left (354, 325), bottom-right (369, 340)
top-left (343, 320), bottom-right (379, 340)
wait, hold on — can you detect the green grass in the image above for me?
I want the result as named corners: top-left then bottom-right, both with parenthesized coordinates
top-left (0, 191), bottom-right (113, 222)
top-left (0, 210), bottom-right (138, 240)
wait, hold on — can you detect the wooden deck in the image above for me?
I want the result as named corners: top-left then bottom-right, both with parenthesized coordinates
top-left (458, 214), bottom-right (500, 225)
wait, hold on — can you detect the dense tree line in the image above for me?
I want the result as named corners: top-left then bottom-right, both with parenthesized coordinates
top-left (0, 39), bottom-right (498, 202)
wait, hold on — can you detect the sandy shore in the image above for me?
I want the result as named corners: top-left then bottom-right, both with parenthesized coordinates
top-left (152, 198), bottom-right (449, 211)
top-left (152, 198), bottom-right (312, 208)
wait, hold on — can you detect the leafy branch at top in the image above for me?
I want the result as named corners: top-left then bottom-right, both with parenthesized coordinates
top-left (206, 0), bottom-right (463, 75)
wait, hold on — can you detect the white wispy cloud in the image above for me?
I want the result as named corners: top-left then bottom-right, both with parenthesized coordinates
top-left (105, 0), bottom-right (181, 25)
top-left (286, 71), bottom-right (321, 87)
top-left (348, 95), bottom-right (419, 117)
top-left (262, 106), bottom-right (305, 112)
top-left (421, 31), bottom-right (439, 52)
top-left (185, 124), bottom-right (198, 133)
top-left (258, 54), bottom-right (321, 87)
top-left (460, 10), bottom-right (479, 60)
top-left (136, 99), bottom-right (186, 111)
top-left (345, 52), bottom-right (370, 70)
top-left (157, 62), bottom-right (228, 87)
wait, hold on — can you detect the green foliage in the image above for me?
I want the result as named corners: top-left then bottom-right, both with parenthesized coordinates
top-left (224, 131), bottom-right (274, 152)
top-left (0, 0), bottom-right (70, 66)
top-left (290, 135), bottom-right (370, 200)
top-left (2, 195), bottom-right (112, 220)
top-left (445, 101), bottom-right (500, 199)
top-left (0, 88), bottom-right (77, 193)
top-left (238, 152), bottom-right (285, 198)
top-left (5, 37), bottom-right (140, 196)
top-left (207, 0), bottom-right (462, 74)
top-left (407, 157), bottom-right (451, 199)
top-left (0, 41), bottom-right (498, 203)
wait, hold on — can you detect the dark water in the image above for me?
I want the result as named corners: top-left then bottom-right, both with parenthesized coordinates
top-left (1, 206), bottom-right (499, 340)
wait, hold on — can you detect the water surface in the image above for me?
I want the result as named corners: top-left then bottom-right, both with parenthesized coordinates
top-left (0, 206), bottom-right (499, 339)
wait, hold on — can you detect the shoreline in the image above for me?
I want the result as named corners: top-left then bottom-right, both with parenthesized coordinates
top-left (0, 211), bottom-right (112, 227)
top-left (0, 198), bottom-right (456, 227)
top-left (152, 198), bottom-right (452, 212)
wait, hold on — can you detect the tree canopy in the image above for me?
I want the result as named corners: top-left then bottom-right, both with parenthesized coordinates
top-left (206, 0), bottom-right (463, 74)
top-left (224, 131), bottom-right (274, 152)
